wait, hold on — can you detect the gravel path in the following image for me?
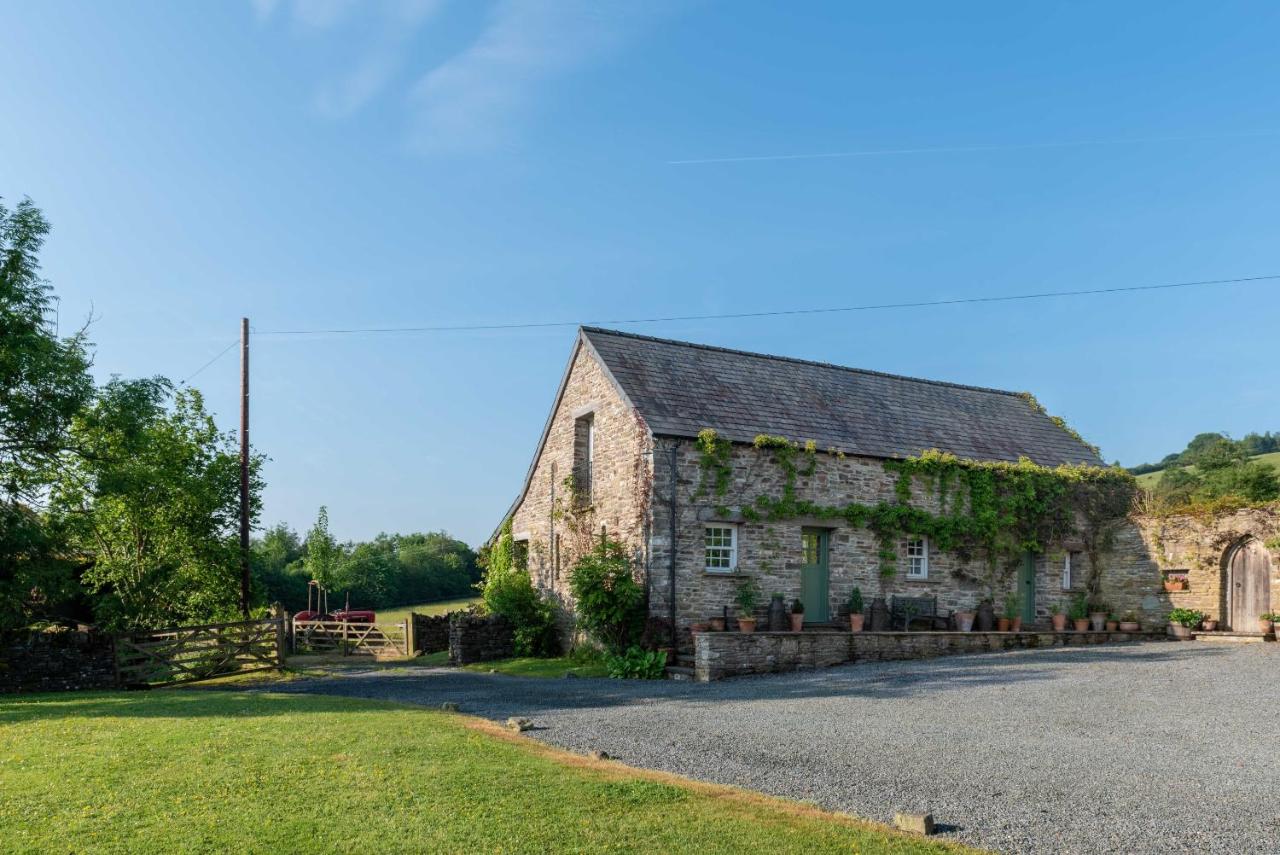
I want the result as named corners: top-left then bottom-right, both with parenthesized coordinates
top-left (268, 643), bottom-right (1280, 855)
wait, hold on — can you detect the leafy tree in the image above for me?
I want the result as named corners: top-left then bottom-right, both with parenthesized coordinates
top-left (252, 522), bottom-right (308, 607)
top-left (303, 506), bottom-right (343, 590)
top-left (0, 198), bottom-right (94, 629)
top-left (50, 379), bottom-right (264, 629)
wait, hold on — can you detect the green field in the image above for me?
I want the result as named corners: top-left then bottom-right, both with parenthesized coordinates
top-left (375, 596), bottom-right (480, 624)
top-left (0, 691), bottom-right (971, 855)
top-left (1134, 451), bottom-right (1280, 489)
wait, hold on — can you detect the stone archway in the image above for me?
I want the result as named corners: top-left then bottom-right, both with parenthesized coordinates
top-left (1224, 538), bottom-right (1272, 631)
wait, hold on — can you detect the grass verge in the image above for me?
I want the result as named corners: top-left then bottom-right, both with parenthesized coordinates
top-left (376, 597), bottom-right (480, 624)
top-left (0, 690), bottom-right (975, 854)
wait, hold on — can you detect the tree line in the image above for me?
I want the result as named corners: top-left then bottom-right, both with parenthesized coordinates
top-left (0, 197), bottom-right (476, 632)
top-left (1129, 431), bottom-right (1280, 475)
top-left (253, 507), bottom-right (480, 612)
top-left (1135, 431), bottom-right (1280, 509)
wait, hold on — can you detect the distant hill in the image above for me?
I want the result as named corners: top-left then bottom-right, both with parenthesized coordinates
top-left (1135, 451), bottom-right (1280, 489)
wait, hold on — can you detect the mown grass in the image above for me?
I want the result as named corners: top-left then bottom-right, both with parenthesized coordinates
top-left (0, 691), bottom-right (974, 855)
top-left (463, 655), bottom-right (612, 679)
top-left (375, 596), bottom-right (480, 624)
top-left (1134, 450), bottom-right (1280, 488)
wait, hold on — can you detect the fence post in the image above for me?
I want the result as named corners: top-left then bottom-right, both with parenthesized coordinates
top-left (405, 615), bottom-right (415, 657)
top-left (275, 615), bottom-right (287, 668)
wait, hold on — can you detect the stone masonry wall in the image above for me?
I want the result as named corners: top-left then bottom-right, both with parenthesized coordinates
top-left (1116, 505), bottom-right (1280, 628)
top-left (0, 628), bottom-right (117, 694)
top-left (447, 614), bottom-right (515, 665)
top-left (411, 613), bottom-right (450, 654)
top-left (509, 340), bottom-right (652, 641)
top-left (649, 439), bottom-right (1109, 644)
top-left (694, 629), bottom-right (1168, 681)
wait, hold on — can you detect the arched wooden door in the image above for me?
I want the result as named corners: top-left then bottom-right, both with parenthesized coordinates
top-left (1227, 539), bottom-right (1272, 631)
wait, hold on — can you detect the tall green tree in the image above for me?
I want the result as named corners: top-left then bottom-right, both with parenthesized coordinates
top-left (50, 379), bottom-right (264, 629)
top-left (0, 198), bottom-right (94, 629)
top-left (303, 506), bottom-right (342, 590)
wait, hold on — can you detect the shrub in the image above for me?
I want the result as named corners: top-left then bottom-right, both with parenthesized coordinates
top-left (791, 598), bottom-right (804, 615)
top-left (847, 586), bottom-right (864, 615)
top-left (482, 562), bottom-right (559, 657)
top-left (568, 539), bottom-right (645, 654)
top-left (1167, 608), bottom-right (1205, 628)
top-left (605, 645), bottom-right (667, 679)
top-left (1002, 593), bottom-right (1019, 620)
top-left (734, 577), bottom-right (760, 615)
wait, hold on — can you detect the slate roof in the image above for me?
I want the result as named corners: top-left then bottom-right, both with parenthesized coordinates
top-left (582, 327), bottom-right (1102, 467)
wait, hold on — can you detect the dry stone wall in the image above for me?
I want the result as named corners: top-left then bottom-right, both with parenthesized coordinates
top-left (0, 628), bottom-right (116, 694)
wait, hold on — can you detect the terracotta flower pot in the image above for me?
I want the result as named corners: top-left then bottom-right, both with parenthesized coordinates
top-left (738, 617), bottom-right (757, 634)
top-left (849, 613), bottom-right (865, 633)
top-left (1119, 621), bottom-right (1139, 632)
top-left (1258, 619), bottom-right (1273, 635)
top-left (1051, 614), bottom-right (1068, 632)
top-left (690, 622), bottom-right (709, 634)
top-left (1073, 618), bottom-right (1090, 632)
top-left (997, 617), bottom-right (1011, 632)
top-left (1163, 580), bottom-right (1186, 592)
top-left (1169, 622), bottom-right (1192, 640)
top-left (789, 613), bottom-right (804, 633)
top-left (955, 611), bottom-right (975, 632)
top-left (1011, 617), bottom-right (1022, 633)
top-left (1201, 619), bottom-right (1217, 632)
top-left (1105, 621), bottom-right (1118, 632)
top-left (709, 617), bottom-right (726, 632)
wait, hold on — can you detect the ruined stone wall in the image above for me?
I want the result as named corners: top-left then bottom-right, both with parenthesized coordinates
top-left (1111, 505), bottom-right (1280, 627)
top-left (0, 628), bottom-right (117, 694)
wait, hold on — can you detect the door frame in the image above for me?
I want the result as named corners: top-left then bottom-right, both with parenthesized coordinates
top-left (1017, 552), bottom-right (1037, 625)
top-left (800, 527), bottom-right (830, 623)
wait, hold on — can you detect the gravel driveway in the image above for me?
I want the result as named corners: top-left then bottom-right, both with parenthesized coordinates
top-left (268, 643), bottom-right (1280, 854)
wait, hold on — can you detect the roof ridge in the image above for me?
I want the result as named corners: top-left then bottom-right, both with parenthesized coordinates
top-left (579, 326), bottom-right (1021, 398)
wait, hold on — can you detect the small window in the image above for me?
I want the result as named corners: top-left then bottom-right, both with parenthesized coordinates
top-left (904, 538), bottom-right (929, 580)
top-left (1063, 551), bottom-right (1079, 590)
top-left (573, 414), bottom-right (594, 505)
top-left (553, 533), bottom-right (562, 580)
top-left (704, 525), bottom-right (737, 573)
top-left (513, 538), bottom-right (529, 573)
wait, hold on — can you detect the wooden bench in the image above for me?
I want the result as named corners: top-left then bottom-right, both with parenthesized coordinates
top-left (890, 595), bottom-right (951, 631)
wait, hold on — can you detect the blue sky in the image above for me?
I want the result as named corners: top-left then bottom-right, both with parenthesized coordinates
top-left (3, 1), bottom-right (1279, 546)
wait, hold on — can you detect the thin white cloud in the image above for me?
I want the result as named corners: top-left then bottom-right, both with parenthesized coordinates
top-left (408, 0), bottom-right (666, 153)
top-left (313, 0), bottom-right (445, 118)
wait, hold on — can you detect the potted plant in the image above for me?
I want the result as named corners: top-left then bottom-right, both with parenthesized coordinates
top-left (1260, 612), bottom-right (1277, 635)
top-left (1118, 611), bottom-right (1140, 632)
top-left (1162, 574), bottom-right (1188, 592)
top-left (998, 594), bottom-right (1017, 632)
top-left (790, 598), bottom-right (805, 633)
top-left (734, 578), bottom-right (760, 633)
top-left (1201, 617), bottom-right (1218, 632)
top-left (1068, 594), bottom-right (1090, 632)
top-left (955, 605), bottom-right (975, 632)
top-left (1089, 602), bottom-right (1108, 632)
top-left (1105, 614), bottom-right (1119, 632)
top-left (708, 616), bottom-right (726, 632)
top-left (1167, 607), bottom-right (1204, 640)
top-left (1049, 603), bottom-right (1068, 632)
top-left (847, 587), bottom-right (865, 633)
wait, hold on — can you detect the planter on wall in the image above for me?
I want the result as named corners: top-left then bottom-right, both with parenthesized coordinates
top-left (955, 611), bottom-right (975, 632)
top-left (1258, 619), bottom-right (1273, 635)
top-left (848, 613), bottom-right (865, 633)
top-left (789, 613), bottom-right (804, 633)
top-left (1073, 619), bottom-right (1090, 632)
top-left (1051, 614), bottom-right (1068, 631)
top-left (1105, 621), bottom-right (1118, 632)
top-left (1090, 612), bottom-right (1106, 632)
top-left (1169, 623), bottom-right (1193, 640)
top-left (709, 618), bottom-right (726, 632)
top-left (997, 617), bottom-right (1012, 632)
top-left (1201, 619), bottom-right (1218, 632)
top-left (738, 617), bottom-right (757, 634)
top-left (1119, 621), bottom-right (1140, 632)
top-left (1163, 580), bottom-right (1188, 592)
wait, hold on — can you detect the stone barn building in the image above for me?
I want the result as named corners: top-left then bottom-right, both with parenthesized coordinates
top-left (497, 327), bottom-right (1276, 648)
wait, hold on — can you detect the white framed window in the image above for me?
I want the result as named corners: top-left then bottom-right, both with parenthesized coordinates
top-left (904, 538), bottom-right (929, 580)
top-left (1062, 551), bottom-right (1078, 590)
top-left (704, 525), bottom-right (738, 573)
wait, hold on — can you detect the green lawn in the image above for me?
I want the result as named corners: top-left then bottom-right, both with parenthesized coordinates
top-left (0, 691), bottom-right (973, 855)
top-left (1134, 451), bottom-right (1280, 488)
top-left (376, 596), bottom-right (480, 624)
top-left (415, 650), bottom-right (612, 678)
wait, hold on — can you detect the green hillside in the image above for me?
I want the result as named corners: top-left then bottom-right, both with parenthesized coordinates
top-left (1136, 451), bottom-right (1280, 489)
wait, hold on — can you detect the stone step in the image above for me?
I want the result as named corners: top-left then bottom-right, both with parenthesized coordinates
top-left (1195, 631), bottom-right (1275, 644)
top-left (665, 665), bottom-right (696, 681)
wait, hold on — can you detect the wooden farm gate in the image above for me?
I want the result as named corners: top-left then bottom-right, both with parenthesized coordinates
top-left (115, 617), bottom-right (285, 687)
top-left (291, 619), bottom-right (410, 657)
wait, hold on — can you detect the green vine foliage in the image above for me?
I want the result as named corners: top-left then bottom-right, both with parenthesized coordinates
top-left (697, 435), bottom-right (1135, 590)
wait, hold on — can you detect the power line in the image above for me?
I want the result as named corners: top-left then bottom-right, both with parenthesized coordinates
top-left (182, 338), bottom-right (238, 382)
top-left (252, 273), bottom-right (1280, 337)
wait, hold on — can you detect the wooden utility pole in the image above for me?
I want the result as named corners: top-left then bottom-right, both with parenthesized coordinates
top-left (239, 317), bottom-right (251, 618)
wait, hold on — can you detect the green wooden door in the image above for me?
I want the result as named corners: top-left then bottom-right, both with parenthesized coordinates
top-left (800, 528), bottom-right (830, 623)
top-left (1018, 552), bottom-right (1037, 625)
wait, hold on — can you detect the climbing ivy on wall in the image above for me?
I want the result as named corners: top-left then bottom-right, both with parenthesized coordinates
top-left (694, 429), bottom-right (1135, 597)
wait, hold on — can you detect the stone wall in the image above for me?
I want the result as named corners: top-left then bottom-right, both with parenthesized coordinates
top-left (0, 628), bottom-right (117, 694)
top-left (447, 614), bottom-right (515, 665)
top-left (694, 629), bottom-right (1169, 681)
top-left (508, 339), bottom-right (653, 642)
top-left (411, 613), bottom-right (450, 654)
top-left (1118, 506), bottom-right (1280, 627)
top-left (649, 439), bottom-right (1106, 645)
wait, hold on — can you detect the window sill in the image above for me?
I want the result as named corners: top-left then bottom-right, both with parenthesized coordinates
top-left (703, 570), bottom-right (747, 578)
